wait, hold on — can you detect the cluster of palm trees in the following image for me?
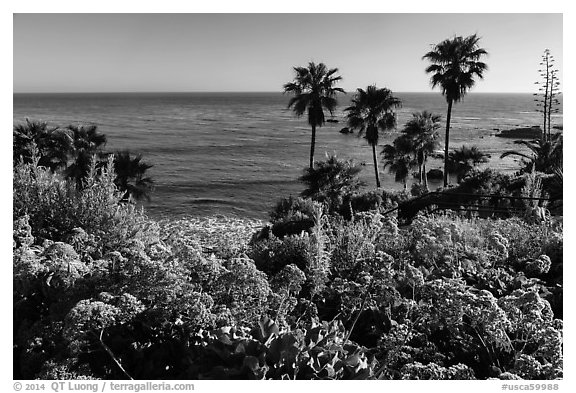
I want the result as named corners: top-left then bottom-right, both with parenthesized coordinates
top-left (345, 85), bottom-right (401, 188)
top-left (283, 34), bottom-right (489, 190)
top-left (381, 111), bottom-right (441, 189)
top-left (13, 119), bottom-right (154, 201)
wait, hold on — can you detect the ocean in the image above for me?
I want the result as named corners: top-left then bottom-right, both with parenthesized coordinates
top-left (13, 92), bottom-right (563, 220)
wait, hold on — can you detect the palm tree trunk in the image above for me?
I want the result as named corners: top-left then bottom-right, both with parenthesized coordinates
top-left (443, 99), bottom-right (453, 188)
top-left (423, 158), bottom-right (428, 189)
top-left (372, 143), bottom-right (381, 188)
top-left (310, 124), bottom-right (316, 169)
top-left (418, 151), bottom-right (424, 184)
top-left (419, 164), bottom-right (423, 184)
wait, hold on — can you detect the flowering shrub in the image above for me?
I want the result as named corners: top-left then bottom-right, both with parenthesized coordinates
top-left (525, 255), bottom-right (552, 276)
top-left (64, 294), bottom-right (145, 340)
top-left (13, 157), bottom-right (562, 379)
top-left (268, 196), bottom-right (316, 237)
top-left (399, 362), bottom-right (476, 380)
top-left (13, 157), bottom-right (154, 254)
top-left (250, 204), bottom-right (331, 298)
top-left (210, 258), bottom-right (272, 325)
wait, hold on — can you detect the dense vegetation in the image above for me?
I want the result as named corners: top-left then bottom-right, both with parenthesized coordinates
top-left (13, 151), bottom-right (562, 380)
top-left (13, 119), bottom-right (154, 202)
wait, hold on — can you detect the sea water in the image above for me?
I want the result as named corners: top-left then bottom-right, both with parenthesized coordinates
top-left (13, 92), bottom-right (562, 220)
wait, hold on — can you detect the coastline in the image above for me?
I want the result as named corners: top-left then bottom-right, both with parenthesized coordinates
top-left (13, 92), bottom-right (562, 219)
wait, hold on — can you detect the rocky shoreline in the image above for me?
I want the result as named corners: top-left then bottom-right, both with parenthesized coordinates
top-left (495, 126), bottom-right (542, 139)
top-left (494, 125), bottom-right (562, 139)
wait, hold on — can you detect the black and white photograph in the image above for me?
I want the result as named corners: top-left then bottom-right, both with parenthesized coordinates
top-left (9, 3), bottom-right (566, 387)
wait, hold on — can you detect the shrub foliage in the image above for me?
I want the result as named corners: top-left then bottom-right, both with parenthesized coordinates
top-left (13, 156), bottom-right (562, 380)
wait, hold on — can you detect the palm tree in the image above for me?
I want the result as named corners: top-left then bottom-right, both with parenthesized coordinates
top-left (500, 133), bottom-right (562, 174)
top-left (423, 34), bottom-right (488, 187)
top-left (112, 151), bottom-right (154, 202)
top-left (284, 62), bottom-right (345, 169)
top-left (381, 135), bottom-right (416, 189)
top-left (299, 153), bottom-right (365, 211)
top-left (13, 119), bottom-right (70, 170)
top-left (63, 124), bottom-right (108, 183)
top-left (345, 85), bottom-right (401, 188)
top-left (401, 111), bottom-right (441, 188)
top-left (447, 145), bottom-right (490, 182)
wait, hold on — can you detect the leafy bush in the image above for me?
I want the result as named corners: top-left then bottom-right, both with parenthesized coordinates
top-left (410, 183), bottom-right (429, 197)
top-left (209, 258), bottom-right (272, 325)
top-left (249, 234), bottom-right (313, 276)
top-left (345, 190), bottom-right (383, 217)
top-left (380, 189), bottom-right (412, 210)
top-left (13, 156), bottom-right (154, 252)
top-left (183, 319), bottom-right (377, 379)
top-left (13, 160), bottom-right (273, 379)
top-left (269, 196), bottom-right (316, 238)
top-left (270, 196), bottom-right (316, 222)
top-left (13, 154), bottom-right (562, 380)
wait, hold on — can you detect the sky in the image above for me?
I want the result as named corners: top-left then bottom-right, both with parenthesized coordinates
top-left (13, 13), bottom-right (563, 93)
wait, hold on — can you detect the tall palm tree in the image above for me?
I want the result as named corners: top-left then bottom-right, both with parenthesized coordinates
top-left (423, 34), bottom-right (488, 187)
top-left (381, 135), bottom-right (416, 190)
top-left (500, 133), bottom-right (562, 174)
top-left (447, 145), bottom-right (490, 182)
top-left (112, 151), bottom-right (154, 202)
top-left (401, 111), bottom-right (441, 188)
top-left (283, 62), bottom-right (344, 169)
top-left (345, 85), bottom-right (401, 188)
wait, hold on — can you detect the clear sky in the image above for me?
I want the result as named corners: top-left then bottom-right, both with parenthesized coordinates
top-left (13, 13), bottom-right (563, 93)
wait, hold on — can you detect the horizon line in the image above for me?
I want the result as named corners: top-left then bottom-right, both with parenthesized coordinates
top-left (13, 90), bottom-right (541, 95)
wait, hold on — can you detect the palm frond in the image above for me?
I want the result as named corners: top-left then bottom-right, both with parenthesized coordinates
top-left (423, 34), bottom-right (488, 101)
top-left (284, 62), bottom-right (344, 129)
